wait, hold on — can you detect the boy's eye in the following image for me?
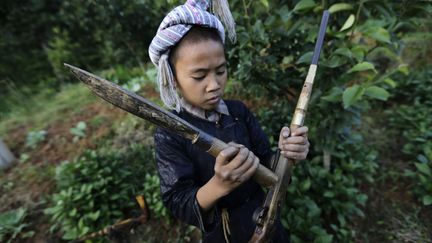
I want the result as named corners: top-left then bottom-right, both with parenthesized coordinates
top-left (192, 75), bottom-right (205, 81)
top-left (216, 70), bottom-right (226, 75)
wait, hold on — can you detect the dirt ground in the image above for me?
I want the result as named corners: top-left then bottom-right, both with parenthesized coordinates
top-left (0, 84), bottom-right (195, 242)
top-left (1, 101), bottom-right (127, 242)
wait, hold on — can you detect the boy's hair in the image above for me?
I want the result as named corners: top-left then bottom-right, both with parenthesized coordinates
top-left (169, 26), bottom-right (224, 69)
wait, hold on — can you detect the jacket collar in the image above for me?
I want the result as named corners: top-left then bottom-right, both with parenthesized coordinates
top-left (180, 98), bottom-right (230, 122)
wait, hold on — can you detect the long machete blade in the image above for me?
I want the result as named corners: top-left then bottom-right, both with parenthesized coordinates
top-left (64, 63), bottom-right (279, 187)
top-left (64, 63), bottom-right (199, 141)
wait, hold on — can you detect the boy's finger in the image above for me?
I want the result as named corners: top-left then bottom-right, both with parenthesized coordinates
top-left (280, 144), bottom-right (308, 152)
top-left (278, 126), bottom-right (290, 148)
top-left (279, 126), bottom-right (290, 139)
top-left (230, 152), bottom-right (256, 180)
top-left (240, 156), bottom-right (259, 182)
top-left (217, 146), bottom-right (240, 165)
top-left (280, 136), bottom-right (307, 145)
top-left (227, 147), bottom-right (251, 169)
top-left (228, 141), bottom-right (244, 148)
top-left (291, 126), bottom-right (308, 136)
top-left (282, 151), bottom-right (308, 160)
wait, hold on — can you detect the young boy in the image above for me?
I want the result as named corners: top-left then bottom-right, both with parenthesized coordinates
top-left (149, 1), bottom-right (309, 242)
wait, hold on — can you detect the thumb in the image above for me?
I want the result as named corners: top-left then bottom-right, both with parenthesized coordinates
top-left (281, 126), bottom-right (290, 138)
top-left (279, 126), bottom-right (290, 146)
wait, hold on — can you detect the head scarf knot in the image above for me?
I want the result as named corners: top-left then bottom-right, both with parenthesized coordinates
top-left (149, 0), bottom-right (236, 112)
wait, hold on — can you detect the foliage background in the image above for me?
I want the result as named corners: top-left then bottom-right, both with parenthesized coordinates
top-left (0, 0), bottom-right (431, 242)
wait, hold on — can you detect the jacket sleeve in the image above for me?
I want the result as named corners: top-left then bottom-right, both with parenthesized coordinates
top-left (154, 128), bottom-right (218, 232)
top-left (240, 102), bottom-right (275, 168)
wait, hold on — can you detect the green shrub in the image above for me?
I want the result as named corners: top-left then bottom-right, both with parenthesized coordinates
top-left (386, 67), bottom-right (432, 206)
top-left (44, 143), bottom-right (163, 240)
top-left (285, 139), bottom-right (377, 242)
top-left (405, 160), bottom-right (432, 206)
top-left (0, 208), bottom-right (34, 243)
top-left (143, 173), bottom-right (169, 219)
top-left (224, 0), bottom-right (428, 241)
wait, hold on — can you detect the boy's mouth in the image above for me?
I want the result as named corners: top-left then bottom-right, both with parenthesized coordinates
top-left (206, 95), bottom-right (221, 104)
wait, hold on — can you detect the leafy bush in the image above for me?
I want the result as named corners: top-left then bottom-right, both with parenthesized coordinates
top-left (45, 143), bottom-right (163, 240)
top-left (224, 0), bottom-right (429, 241)
top-left (143, 173), bottom-right (168, 219)
top-left (405, 161), bottom-right (432, 206)
top-left (0, 208), bottom-right (34, 243)
top-left (285, 139), bottom-right (377, 242)
top-left (385, 67), bottom-right (432, 206)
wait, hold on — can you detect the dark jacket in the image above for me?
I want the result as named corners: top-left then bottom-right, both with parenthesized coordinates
top-left (154, 100), bottom-right (289, 242)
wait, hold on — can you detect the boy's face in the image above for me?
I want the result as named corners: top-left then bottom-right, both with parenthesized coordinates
top-left (172, 39), bottom-right (227, 110)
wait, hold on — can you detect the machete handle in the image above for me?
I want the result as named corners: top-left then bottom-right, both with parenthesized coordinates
top-left (206, 137), bottom-right (278, 187)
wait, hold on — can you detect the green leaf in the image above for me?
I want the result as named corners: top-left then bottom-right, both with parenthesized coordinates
top-left (69, 208), bottom-right (77, 217)
top-left (328, 3), bottom-right (354, 14)
top-left (343, 85), bottom-right (364, 108)
top-left (347, 62), bottom-right (376, 73)
top-left (62, 228), bottom-right (79, 240)
top-left (356, 194), bottom-right (368, 206)
top-left (21, 231), bottom-right (35, 238)
top-left (293, 0), bottom-right (316, 12)
top-left (321, 56), bottom-right (346, 68)
top-left (415, 163), bottom-right (431, 176)
top-left (277, 6), bottom-right (292, 23)
top-left (383, 78), bottom-right (397, 88)
top-left (340, 14), bottom-right (355, 32)
top-left (260, 0), bottom-right (269, 8)
top-left (417, 154), bottom-right (429, 164)
top-left (364, 27), bottom-right (391, 43)
top-left (301, 178), bottom-right (311, 191)
top-left (398, 64), bottom-right (409, 75)
top-left (334, 47), bottom-right (352, 58)
top-left (88, 211), bottom-right (100, 221)
top-left (296, 51), bottom-right (313, 64)
top-left (282, 55), bottom-right (294, 64)
top-left (364, 86), bottom-right (390, 101)
top-left (423, 195), bottom-right (432, 206)
top-left (351, 45), bottom-right (366, 62)
top-left (77, 121), bottom-right (87, 130)
top-left (321, 87), bottom-right (343, 103)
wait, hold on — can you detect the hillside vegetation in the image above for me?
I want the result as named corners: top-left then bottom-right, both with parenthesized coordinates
top-left (1, 0), bottom-right (431, 242)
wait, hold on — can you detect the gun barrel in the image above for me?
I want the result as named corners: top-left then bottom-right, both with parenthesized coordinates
top-left (250, 10), bottom-right (330, 242)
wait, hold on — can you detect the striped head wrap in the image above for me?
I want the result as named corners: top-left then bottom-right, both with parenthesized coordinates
top-left (149, 0), bottom-right (236, 112)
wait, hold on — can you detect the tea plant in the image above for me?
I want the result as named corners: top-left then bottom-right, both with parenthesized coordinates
top-left (385, 67), bottom-right (432, 206)
top-left (225, 0), bottom-right (427, 241)
top-left (143, 173), bottom-right (169, 219)
top-left (45, 143), bottom-right (159, 240)
top-left (0, 208), bottom-right (34, 243)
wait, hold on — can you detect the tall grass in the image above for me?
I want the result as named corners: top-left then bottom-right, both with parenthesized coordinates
top-left (0, 82), bottom-right (96, 136)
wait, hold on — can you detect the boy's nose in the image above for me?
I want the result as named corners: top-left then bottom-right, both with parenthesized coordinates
top-left (206, 74), bottom-right (221, 92)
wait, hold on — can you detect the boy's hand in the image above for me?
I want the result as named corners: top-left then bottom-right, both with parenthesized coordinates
top-left (213, 142), bottom-right (259, 195)
top-left (278, 126), bottom-right (310, 161)
top-left (197, 143), bottom-right (259, 211)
